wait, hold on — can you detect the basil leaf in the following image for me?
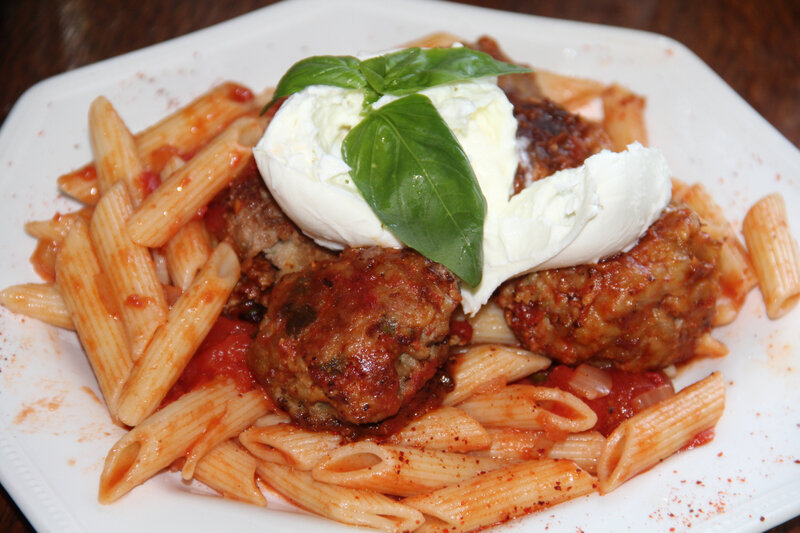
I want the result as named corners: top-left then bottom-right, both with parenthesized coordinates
top-left (363, 47), bottom-right (531, 96)
top-left (342, 94), bottom-right (486, 286)
top-left (266, 55), bottom-right (367, 109)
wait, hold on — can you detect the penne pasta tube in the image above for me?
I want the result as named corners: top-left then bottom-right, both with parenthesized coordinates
top-left (55, 219), bottom-right (133, 414)
top-left (157, 155), bottom-right (213, 289)
top-left (457, 384), bottom-right (597, 433)
top-left (256, 462), bottom-right (424, 532)
top-left (680, 182), bottom-right (758, 325)
top-left (181, 390), bottom-right (274, 480)
top-left (0, 283), bottom-right (73, 330)
top-left (57, 82), bottom-right (260, 202)
top-left (98, 380), bottom-right (239, 503)
top-left (90, 182), bottom-right (168, 359)
top-left (57, 164), bottom-right (100, 205)
top-left (692, 333), bottom-right (729, 359)
top-left (404, 458), bottom-right (596, 533)
top-left (742, 193), bottom-right (800, 319)
top-left (163, 220), bottom-right (213, 291)
top-left (472, 428), bottom-right (551, 461)
top-left (466, 302), bottom-right (518, 345)
top-left (547, 431), bottom-right (605, 475)
top-left (597, 372), bottom-right (725, 493)
top-left (239, 423), bottom-right (342, 470)
top-left (115, 242), bottom-right (240, 426)
top-left (193, 440), bottom-right (266, 507)
top-left (403, 32), bottom-right (462, 49)
top-left (387, 407), bottom-right (491, 452)
top-left (533, 69), bottom-right (606, 115)
top-left (126, 116), bottom-right (264, 248)
top-left (88, 96), bottom-right (146, 199)
top-left (601, 84), bottom-right (648, 151)
top-left (24, 208), bottom-right (93, 243)
top-left (311, 442), bottom-right (507, 497)
top-left (444, 345), bottom-right (550, 406)
top-left (134, 82), bottom-right (260, 171)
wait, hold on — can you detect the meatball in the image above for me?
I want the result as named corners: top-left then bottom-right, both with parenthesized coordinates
top-left (248, 247), bottom-right (461, 429)
top-left (497, 204), bottom-right (721, 371)
top-left (205, 162), bottom-right (334, 321)
top-left (473, 35), bottom-right (612, 194)
top-left (511, 97), bottom-right (612, 193)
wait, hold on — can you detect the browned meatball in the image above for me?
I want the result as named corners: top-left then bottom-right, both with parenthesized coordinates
top-left (497, 204), bottom-right (721, 371)
top-left (248, 247), bottom-right (461, 429)
top-left (511, 97), bottom-right (612, 193)
top-left (473, 35), bottom-right (612, 194)
top-left (205, 161), bottom-right (334, 322)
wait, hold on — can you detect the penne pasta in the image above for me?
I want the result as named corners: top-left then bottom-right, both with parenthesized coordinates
top-left (257, 462), bottom-right (424, 532)
top-left (25, 208), bottom-right (93, 243)
top-left (239, 423), bottom-right (342, 470)
top-left (547, 430), bottom-right (605, 475)
top-left (403, 32), bottom-right (461, 49)
top-left (134, 82), bottom-right (260, 172)
top-left (99, 380), bottom-right (239, 503)
top-left (457, 384), bottom-right (597, 433)
top-left (533, 69), bottom-right (606, 116)
top-left (55, 219), bottom-right (133, 414)
top-left (601, 84), bottom-right (648, 151)
top-left (742, 193), bottom-right (800, 319)
top-left (312, 442), bottom-right (507, 497)
top-left (88, 96), bottom-right (146, 199)
top-left (404, 458), bottom-right (596, 533)
top-left (57, 82), bottom-right (260, 204)
top-left (115, 242), bottom-right (240, 426)
top-left (89, 182), bottom-right (168, 359)
top-left (158, 155), bottom-right (213, 290)
top-left (387, 406), bottom-right (492, 452)
top-left (0, 283), bottom-right (73, 330)
top-left (126, 117), bottom-right (264, 248)
top-left (163, 220), bottom-right (213, 291)
top-left (680, 182), bottom-right (758, 325)
top-left (466, 302), bottom-right (518, 345)
top-left (192, 440), bottom-right (266, 507)
top-left (57, 164), bottom-right (101, 205)
top-left (597, 372), bottom-right (725, 493)
top-left (181, 389), bottom-right (274, 480)
top-left (444, 345), bottom-right (550, 406)
top-left (472, 428), bottom-right (552, 461)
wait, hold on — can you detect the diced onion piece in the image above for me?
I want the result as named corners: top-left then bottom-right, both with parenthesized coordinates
top-left (568, 364), bottom-right (612, 400)
top-left (630, 383), bottom-right (675, 412)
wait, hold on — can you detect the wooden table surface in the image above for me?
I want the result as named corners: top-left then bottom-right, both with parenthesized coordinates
top-left (0, 1), bottom-right (797, 532)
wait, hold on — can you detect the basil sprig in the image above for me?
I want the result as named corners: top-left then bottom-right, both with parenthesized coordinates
top-left (266, 47), bottom-right (530, 286)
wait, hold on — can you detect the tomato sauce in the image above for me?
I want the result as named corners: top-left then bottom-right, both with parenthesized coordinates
top-left (228, 84), bottom-right (254, 103)
top-left (449, 318), bottom-right (473, 345)
top-left (75, 163), bottom-right (97, 181)
top-left (30, 239), bottom-right (59, 282)
top-left (164, 316), bottom-right (262, 404)
top-left (540, 365), bottom-right (673, 437)
top-left (136, 170), bottom-right (161, 198)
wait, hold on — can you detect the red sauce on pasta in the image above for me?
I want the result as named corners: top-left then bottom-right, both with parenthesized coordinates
top-left (164, 316), bottom-right (262, 404)
top-left (136, 170), bottom-right (161, 198)
top-left (30, 239), bottom-right (58, 282)
top-left (228, 84), bottom-right (254, 103)
top-left (682, 427), bottom-right (716, 450)
top-left (541, 365), bottom-right (672, 436)
top-left (449, 318), bottom-right (473, 344)
top-left (75, 163), bottom-right (97, 181)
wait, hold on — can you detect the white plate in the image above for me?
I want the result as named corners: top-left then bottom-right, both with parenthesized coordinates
top-left (1, 0), bottom-right (799, 532)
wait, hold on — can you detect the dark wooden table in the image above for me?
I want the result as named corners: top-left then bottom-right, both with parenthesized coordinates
top-left (0, 1), bottom-right (798, 532)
